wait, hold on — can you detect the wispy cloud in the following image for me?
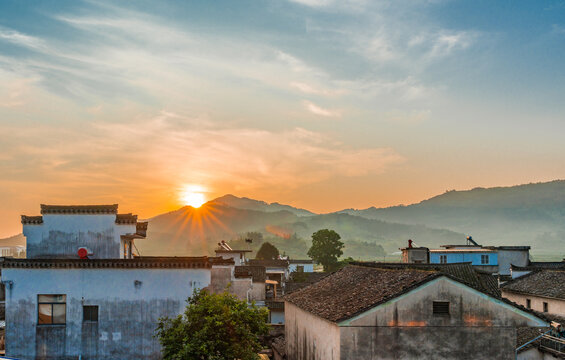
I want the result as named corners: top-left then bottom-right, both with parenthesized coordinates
top-left (0, 28), bottom-right (47, 51)
top-left (303, 101), bottom-right (341, 117)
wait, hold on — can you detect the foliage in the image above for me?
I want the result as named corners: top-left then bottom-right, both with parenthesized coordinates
top-left (307, 229), bottom-right (344, 271)
top-left (156, 289), bottom-right (269, 360)
top-left (255, 242), bottom-right (280, 260)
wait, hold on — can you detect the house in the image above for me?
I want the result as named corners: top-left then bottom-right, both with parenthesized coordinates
top-left (0, 246), bottom-right (25, 258)
top-left (288, 260), bottom-right (314, 273)
top-left (1, 204), bottom-right (233, 360)
top-left (401, 237), bottom-right (530, 275)
top-left (214, 240), bottom-right (252, 266)
top-left (510, 261), bottom-right (565, 279)
top-left (501, 270), bottom-right (565, 317)
top-left (247, 259), bottom-right (290, 285)
top-left (285, 265), bottom-right (548, 360)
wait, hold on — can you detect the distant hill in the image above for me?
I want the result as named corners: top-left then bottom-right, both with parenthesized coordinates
top-left (0, 233), bottom-right (25, 247)
top-left (339, 180), bottom-right (565, 254)
top-left (208, 194), bottom-right (315, 217)
top-left (137, 201), bottom-right (464, 259)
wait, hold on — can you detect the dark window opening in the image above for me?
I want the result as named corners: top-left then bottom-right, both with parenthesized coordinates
top-left (433, 301), bottom-right (450, 315)
top-left (38, 294), bottom-right (66, 325)
top-left (526, 299), bottom-right (531, 309)
top-left (439, 255), bottom-right (447, 264)
top-left (296, 265), bottom-right (304, 272)
top-left (543, 302), bottom-right (548, 313)
top-left (83, 305), bottom-right (99, 322)
top-left (481, 255), bottom-right (489, 264)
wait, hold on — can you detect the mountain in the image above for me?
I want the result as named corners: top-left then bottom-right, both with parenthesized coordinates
top-left (137, 201), bottom-right (464, 259)
top-left (0, 233), bottom-right (25, 247)
top-left (208, 194), bottom-right (315, 217)
top-left (339, 180), bottom-right (565, 255)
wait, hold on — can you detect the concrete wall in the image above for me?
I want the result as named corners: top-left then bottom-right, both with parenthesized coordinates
top-left (24, 215), bottom-right (135, 259)
top-left (270, 309), bottom-right (284, 325)
top-left (502, 291), bottom-right (565, 317)
top-left (2, 267), bottom-right (210, 360)
top-left (430, 251), bottom-right (498, 266)
top-left (497, 250), bottom-right (530, 276)
top-left (289, 263), bottom-right (314, 273)
top-left (338, 277), bottom-right (547, 360)
top-left (285, 302), bottom-right (340, 360)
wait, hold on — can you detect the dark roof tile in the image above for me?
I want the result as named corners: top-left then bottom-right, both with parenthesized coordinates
top-left (40, 204), bottom-right (119, 214)
top-left (285, 266), bottom-right (438, 322)
top-left (502, 270), bottom-right (565, 300)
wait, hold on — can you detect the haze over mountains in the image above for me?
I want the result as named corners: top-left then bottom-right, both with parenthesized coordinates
top-left (2, 180), bottom-right (565, 260)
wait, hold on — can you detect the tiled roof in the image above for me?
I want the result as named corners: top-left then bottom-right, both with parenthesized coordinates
top-left (0, 256), bottom-right (233, 269)
top-left (21, 215), bottom-right (43, 225)
top-left (115, 213), bottom-right (137, 224)
top-left (512, 262), bottom-right (565, 271)
top-left (41, 204), bottom-right (118, 214)
top-left (502, 270), bottom-right (565, 300)
top-left (248, 259), bottom-right (289, 268)
top-left (351, 262), bottom-right (501, 298)
top-left (285, 266), bottom-right (439, 322)
top-left (234, 265), bottom-right (267, 282)
top-left (136, 221), bottom-right (148, 236)
top-left (516, 326), bottom-right (549, 351)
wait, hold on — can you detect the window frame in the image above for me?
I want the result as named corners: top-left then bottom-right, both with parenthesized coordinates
top-left (480, 254), bottom-right (489, 264)
top-left (439, 255), bottom-right (447, 264)
top-left (543, 302), bottom-right (548, 313)
top-left (83, 305), bottom-right (99, 322)
top-left (526, 299), bottom-right (531, 309)
top-left (37, 294), bottom-right (66, 326)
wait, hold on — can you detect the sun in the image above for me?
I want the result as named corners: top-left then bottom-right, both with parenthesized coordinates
top-left (180, 185), bottom-right (207, 208)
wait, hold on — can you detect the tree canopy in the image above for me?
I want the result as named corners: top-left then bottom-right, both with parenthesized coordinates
top-left (255, 241), bottom-right (280, 260)
top-left (156, 289), bottom-right (269, 360)
top-left (307, 229), bottom-right (344, 271)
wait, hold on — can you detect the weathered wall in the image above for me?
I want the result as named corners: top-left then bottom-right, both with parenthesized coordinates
top-left (503, 291), bottom-right (565, 317)
top-left (24, 215), bottom-right (135, 259)
top-left (338, 277), bottom-right (547, 360)
top-left (270, 309), bottom-right (284, 324)
top-left (285, 302), bottom-right (340, 360)
top-left (497, 250), bottom-right (530, 276)
top-left (209, 265), bottom-right (233, 294)
top-left (3, 267), bottom-right (210, 360)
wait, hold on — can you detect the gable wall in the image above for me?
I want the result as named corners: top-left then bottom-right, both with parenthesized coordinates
top-left (338, 277), bottom-right (546, 360)
top-left (502, 290), bottom-right (565, 317)
top-left (285, 302), bottom-right (340, 360)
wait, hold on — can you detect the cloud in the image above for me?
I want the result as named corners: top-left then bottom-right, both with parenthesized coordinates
top-left (303, 101), bottom-right (341, 117)
top-left (290, 82), bottom-right (344, 96)
top-left (0, 28), bottom-right (47, 51)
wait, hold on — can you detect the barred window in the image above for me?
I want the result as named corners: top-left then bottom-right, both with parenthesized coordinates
top-left (433, 301), bottom-right (450, 315)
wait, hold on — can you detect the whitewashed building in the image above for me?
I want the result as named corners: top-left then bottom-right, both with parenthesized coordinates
top-left (1, 204), bottom-right (232, 360)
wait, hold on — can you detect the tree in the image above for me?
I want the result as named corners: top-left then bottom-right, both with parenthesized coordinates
top-left (255, 242), bottom-right (280, 260)
top-left (156, 289), bottom-right (269, 360)
top-left (307, 229), bottom-right (344, 271)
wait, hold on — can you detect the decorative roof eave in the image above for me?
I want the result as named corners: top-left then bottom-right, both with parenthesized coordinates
top-left (21, 215), bottom-right (43, 225)
top-left (115, 213), bottom-right (138, 224)
top-left (0, 256), bottom-right (233, 269)
top-left (41, 204), bottom-right (119, 215)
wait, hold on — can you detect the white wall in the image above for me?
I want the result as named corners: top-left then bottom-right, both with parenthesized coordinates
top-left (502, 291), bottom-right (565, 317)
top-left (3, 267), bottom-right (210, 359)
top-left (24, 214), bottom-right (136, 259)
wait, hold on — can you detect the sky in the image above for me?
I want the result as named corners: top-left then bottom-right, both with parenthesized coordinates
top-left (1, 0), bottom-right (565, 237)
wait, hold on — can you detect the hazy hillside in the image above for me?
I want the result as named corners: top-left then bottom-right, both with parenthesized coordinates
top-left (0, 233), bottom-right (25, 247)
top-left (138, 201), bottom-right (465, 259)
top-left (209, 194), bottom-right (315, 217)
top-left (339, 180), bottom-right (565, 255)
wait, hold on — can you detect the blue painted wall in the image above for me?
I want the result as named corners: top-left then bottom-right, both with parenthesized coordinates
top-left (429, 252), bottom-right (498, 266)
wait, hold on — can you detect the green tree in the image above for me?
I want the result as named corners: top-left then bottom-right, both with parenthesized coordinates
top-left (255, 241), bottom-right (279, 260)
top-left (307, 229), bottom-right (344, 271)
top-left (156, 289), bottom-right (269, 360)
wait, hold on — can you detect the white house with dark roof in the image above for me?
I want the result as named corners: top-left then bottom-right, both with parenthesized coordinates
top-left (284, 265), bottom-right (549, 360)
top-left (2, 204), bottom-right (233, 360)
top-left (502, 270), bottom-right (565, 317)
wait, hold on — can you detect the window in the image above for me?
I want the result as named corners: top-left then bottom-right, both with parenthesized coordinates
top-left (439, 255), bottom-right (447, 264)
top-left (83, 305), bottom-right (99, 322)
top-left (543, 302), bottom-right (548, 313)
top-left (38, 294), bottom-right (66, 325)
top-left (296, 265), bottom-right (304, 272)
top-left (526, 299), bottom-right (531, 309)
top-left (481, 255), bottom-right (489, 264)
top-left (433, 301), bottom-right (450, 315)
